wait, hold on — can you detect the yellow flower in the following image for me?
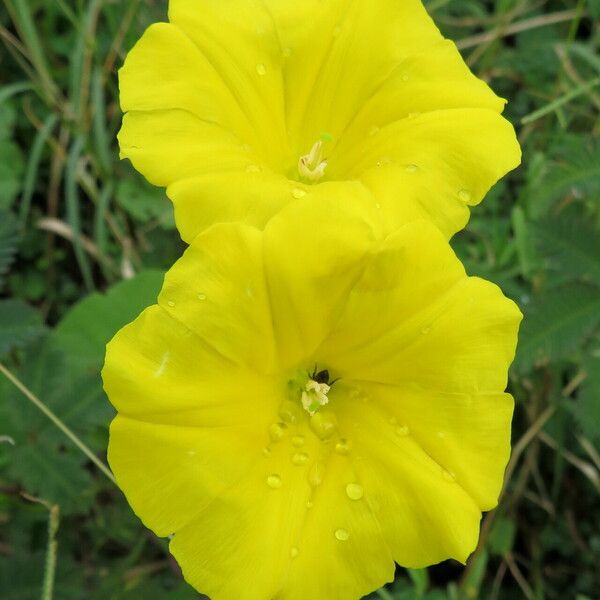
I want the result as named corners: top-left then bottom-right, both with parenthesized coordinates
top-left (118, 0), bottom-right (521, 244)
top-left (103, 191), bottom-right (522, 600)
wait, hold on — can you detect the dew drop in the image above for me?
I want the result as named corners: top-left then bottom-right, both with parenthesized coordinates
top-left (333, 25), bottom-right (341, 37)
top-left (335, 439), bottom-right (350, 455)
top-left (345, 483), bottom-right (364, 501)
top-left (421, 326), bottom-right (431, 335)
top-left (369, 125), bottom-right (380, 136)
top-left (442, 468), bottom-right (456, 482)
top-left (292, 452), bottom-right (309, 466)
top-left (290, 547), bottom-right (299, 558)
top-left (395, 425), bottom-right (410, 437)
top-left (266, 474), bottom-right (282, 489)
top-left (458, 189), bottom-right (472, 203)
top-left (279, 400), bottom-right (301, 424)
top-left (262, 447), bottom-right (271, 457)
top-left (306, 500), bottom-right (314, 509)
top-left (292, 435), bottom-right (305, 448)
top-left (335, 528), bottom-right (349, 541)
top-left (309, 461), bottom-right (325, 487)
top-left (283, 47), bottom-right (292, 58)
top-left (246, 164), bottom-right (261, 173)
top-left (269, 422), bottom-right (287, 442)
top-left (401, 73), bottom-right (409, 82)
top-left (309, 412), bottom-right (337, 440)
top-left (197, 293), bottom-right (207, 301)
top-left (405, 164), bottom-right (418, 173)
top-left (375, 203), bottom-right (382, 210)
top-left (256, 63), bottom-right (267, 76)
top-left (167, 300), bottom-right (176, 307)
top-left (292, 187), bottom-right (307, 199)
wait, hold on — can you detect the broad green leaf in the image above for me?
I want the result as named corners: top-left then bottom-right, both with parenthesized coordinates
top-left (116, 175), bottom-right (175, 228)
top-left (0, 299), bottom-right (45, 356)
top-left (0, 209), bottom-right (18, 288)
top-left (574, 352), bottom-right (600, 443)
top-left (516, 284), bottom-right (600, 371)
top-left (531, 211), bottom-right (600, 285)
top-left (488, 516), bottom-right (517, 557)
top-left (52, 270), bottom-right (164, 375)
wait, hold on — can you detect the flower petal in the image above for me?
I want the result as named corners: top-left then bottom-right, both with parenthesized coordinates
top-left (334, 109), bottom-right (521, 238)
top-left (319, 220), bottom-right (522, 392)
top-left (334, 395), bottom-right (482, 568)
top-left (263, 185), bottom-right (380, 368)
top-left (359, 384), bottom-right (514, 511)
top-left (169, 439), bottom-right (394, 600)
top-left (158, 223), bottom-right (278, 372)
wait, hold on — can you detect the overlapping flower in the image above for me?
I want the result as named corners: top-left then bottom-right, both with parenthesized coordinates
top-left (105, 1), bottom-right (523, 598)
top-left (118, 0), bottom-right (520, 243)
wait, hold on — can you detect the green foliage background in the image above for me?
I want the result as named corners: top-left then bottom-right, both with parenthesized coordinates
top-left (1, 0), bottom-right (599, 598)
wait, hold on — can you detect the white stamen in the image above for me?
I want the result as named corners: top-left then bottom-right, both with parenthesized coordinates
top-left (301, 379), bottom-right (330, 415)
top-left (298, 140), bottom-right (328, 182)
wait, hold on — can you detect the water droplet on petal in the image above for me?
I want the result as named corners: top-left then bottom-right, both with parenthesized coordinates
top-left (335, 439), bottom-right (351, 455)
top-left (279, 400), bottom-right (301, 424)
top-left (269, 422), bottom-right (287, 442)
top-left (292, 188), bottom-right (306, 199)
top-left (442, 468), bottom-right (456, 482)
top-left (292, 435), bottom-right (305, 448)
top-left (421, 326), bottom-right (431, 335)
top-left (369, 125), bottom-right (380, 136)
top-left (306, 500), bottom-right (314, 509)
top-left (333, 25), bottom-right (341, 37)
top-left (290, 547), bottom-right (299, 558)
top-left (309, 461), bottom-right (325, 487)
top-left (256, 63), bottom-right (267, 76)
top-left (395, 425), bottom-right (410, 437)
top-left (292, 452), bottom-right (309, 466)
top-left (335, 528), bottom-right (349, 541)
top-left (405, 164), bottom-right (418, 173)
top-left (458, 189), bottom-right (472, 203)
top-left (401, 73), bottom-right (409, 82)
top-left (246, 164), bottom-right (261, 173)
top-left (309, 412), bottom-right (337, 440)
top-left (266, 474), bottom-right (282, 489)
top-left (345, 483), bottom-right (364, 500)
top-left (167, 300), bottom-right (175, 307)
top-left (262, 447), bottom-right (271, 457)
top-left (283, 47), bottom-right (292, 58)
top-left (197, 293), bottom-right (207, 301)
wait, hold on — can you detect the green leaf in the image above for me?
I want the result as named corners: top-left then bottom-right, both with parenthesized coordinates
top-left (0, 209), bottom-right (18, 287)
top-left (488, 516), bottom-right (517, 557)
top-left (0, 140), bottom-right (25, 210)
top-left (52, 270), bottom-right (164, 375)
top-left (516, 284), bottom-right (600, 372)
top-left (531, 211), bottom-right (600, 285)
top-left (116, 175), bottom-right (175, 229)
top-left (0, 299), bottom-right (45, 356)
top-left (574, 352), bottom-right (600, 443)
top-left (526, 138), bottom-right (600, 218)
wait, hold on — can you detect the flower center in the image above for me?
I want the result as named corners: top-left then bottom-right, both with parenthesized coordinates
top-left (301, 379), bottom-right (331, 415)
top-left (298, 139), bottom-right (328, 182)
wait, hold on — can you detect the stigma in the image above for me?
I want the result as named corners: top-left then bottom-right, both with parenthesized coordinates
top-left (301, 379), bottom-right (331, 415)
top-left (298, 140), bottom-right (328, 182)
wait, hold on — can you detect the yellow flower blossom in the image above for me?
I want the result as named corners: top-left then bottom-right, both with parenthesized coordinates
top-left (118, 0), bottom-right (521, 243)
top-left (103, 191), bottom-right (522, 600)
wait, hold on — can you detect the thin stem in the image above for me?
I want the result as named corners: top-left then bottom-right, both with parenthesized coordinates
top-left (0, 362), bottom-right (116, 485)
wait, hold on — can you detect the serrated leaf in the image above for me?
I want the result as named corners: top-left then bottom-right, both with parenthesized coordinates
top-left (52, 270), bottom-right (164, 375)
top-left (531, 212), bottom-right (600, 285)
top-left (0, 299), bottom-right (45, 356)
top-left (0, 209), bottom-right (18, 288)
top-left (574, 353), bottom-right (600, 443)
top-left (526, 138), bottom-right (600, 218)
top-left (116, 176), bottom-right (175, 228)
top-left (516, 284), bottom-right (600, 371)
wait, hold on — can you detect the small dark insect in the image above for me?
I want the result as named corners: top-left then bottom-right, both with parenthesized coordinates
top-left (309, 365), bottom-right (340, 386)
